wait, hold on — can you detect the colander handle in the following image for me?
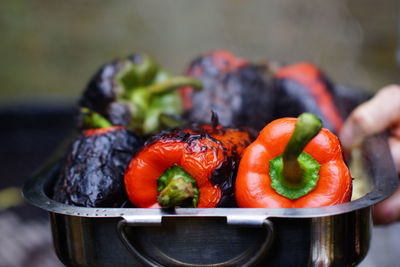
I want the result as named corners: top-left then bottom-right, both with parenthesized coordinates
top-left (117, 217), bottom-right (274, 267)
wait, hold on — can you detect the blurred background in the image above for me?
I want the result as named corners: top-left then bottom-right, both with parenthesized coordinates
top-left (0, 0), bottom-right (399, 266)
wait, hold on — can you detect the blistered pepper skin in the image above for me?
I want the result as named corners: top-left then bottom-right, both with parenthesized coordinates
top-left (124, 126), bottom-right (252, 208)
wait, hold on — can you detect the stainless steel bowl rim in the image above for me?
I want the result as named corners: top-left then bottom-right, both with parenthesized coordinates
top-left (22, 134), bottom-right (398, 221)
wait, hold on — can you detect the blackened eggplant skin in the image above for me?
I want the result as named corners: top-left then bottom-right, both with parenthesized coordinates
top-left (79, 54), bottom-right (147, 126)
top-left (182, 50), bottom-right (275, 131)
top-left (79, 59), bottom-right (122, 118)
top-left (53, 126), bottom-right (143, 207)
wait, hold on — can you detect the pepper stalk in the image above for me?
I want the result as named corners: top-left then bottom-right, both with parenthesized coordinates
top-left (157, 165), bottom-right (199, 208)
top-left (270, 113), bottom-right (322, 199)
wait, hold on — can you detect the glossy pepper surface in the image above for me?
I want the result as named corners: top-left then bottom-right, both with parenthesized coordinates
top-left (236, 113), bottom-right (352, 208)
top-left (124, 125), bottom-right (252, 208)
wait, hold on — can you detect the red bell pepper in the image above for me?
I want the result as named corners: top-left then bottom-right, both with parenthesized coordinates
top-left (124, 125), bottom-right (252, 208)
top-left (236, 113), bottom-right (352, 208)
top-left (273, 62), bottom-right (344, 133)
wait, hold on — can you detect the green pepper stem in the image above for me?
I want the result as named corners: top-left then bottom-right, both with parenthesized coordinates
top-left (282, 113), bottom-right (322, 187)
top-left (157, 177), bottom-right (195, 208)
top-left (157, 165), bottom-right (199, 208)
top-left (159, 113), bottom-right (184, 129)
top-left (147, 77), bottom-right (202, 95)
top-left (117, 54), bottom-right (158, 90)
top-left (80, 108), bottom-right (112, 129)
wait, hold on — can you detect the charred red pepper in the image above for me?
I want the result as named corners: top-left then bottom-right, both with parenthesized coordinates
top-left (236, 113), bottom-right (352, 208)
top-left (181, 50), bottom-right (275, 130)
top-left (53, 126), bottom-right (143, 207)
top-left (124, 125), bottom-right (252, 208)
top-left (273, 62), bottom-right (344, 134)
top-left (80, 53), bottom-right (201, 134)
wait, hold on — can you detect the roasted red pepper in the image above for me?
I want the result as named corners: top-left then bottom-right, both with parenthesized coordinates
top-left (181, 50), bottom-right (275, 130)
top-left (124, 126), bottom-right (252, 208)
top-left (236, 113), bottom-right (352, 208)
top-left (273, 62), bottom-right (344, 134)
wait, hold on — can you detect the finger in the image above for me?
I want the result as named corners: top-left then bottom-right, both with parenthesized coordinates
top-left (340, 85), bottom-right (400, 148)
top-left (373, 136), bottom-right (400, 225)
top-left (389, 136), bottom-right (400, 173)
top-left (391, 123), bottom-right (400, 138)
top-left (373, 185), bottom-right (400, 225)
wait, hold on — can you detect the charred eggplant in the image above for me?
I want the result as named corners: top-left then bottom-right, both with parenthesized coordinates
top-left (80, 53), bottom-right (201, 135)
top-left (181, 50), bottom-right (275, 131)
top-left (53, 126), bottom-right (143, 207)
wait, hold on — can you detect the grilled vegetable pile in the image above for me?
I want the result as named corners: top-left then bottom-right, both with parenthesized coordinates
top-left (53, 50), bottom-right (358, 209)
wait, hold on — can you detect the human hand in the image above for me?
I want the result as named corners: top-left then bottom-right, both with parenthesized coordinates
top-left (340, 85), bottom-right (400, 224)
